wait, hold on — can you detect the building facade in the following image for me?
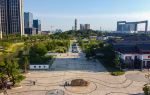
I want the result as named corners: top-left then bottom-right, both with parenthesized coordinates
top-left (24, 12), bottom-right (33, 28)
top-left (117, 21), bottom-right (148, 34)
top-left (114, 44), bottom-right (150, 69)
top-left (85, 24), bottom-right (90, 30)
top-left (0, 0), bottom-right (24, 36)
top-left (24, 12), bottom-right (36, 35)
top-left (25, 28), bottom-right (37, 35)
top-left (80, 24), bottom-right (90, 31)
top-left (33, 19), bottom-right (41, 34)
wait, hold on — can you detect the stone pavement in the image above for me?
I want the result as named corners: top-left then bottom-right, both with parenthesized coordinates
top-left (7, 70), bottom-right (146, 95)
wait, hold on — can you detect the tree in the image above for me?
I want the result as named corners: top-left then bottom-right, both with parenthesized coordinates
top-left (29, 43), bottom-right (48, 63)
top-left (3, 58), bottom-right (24, 86)
top-left (21, 43), bottom-right (30, 73)
top-left (143, 84), bottom-right (150, 95)
top-left (113, 55), bottom-right (120, 68)
top-left (143, 73), bottom-right (150, 95)
top-left (0, 61), bottom-right (8, 89)
top-left (22, 56), bottom-right (29, 73)
top-left (33, 43), bottom-right (48, 56)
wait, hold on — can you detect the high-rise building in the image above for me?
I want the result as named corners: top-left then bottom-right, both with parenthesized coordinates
top-left (25, 28), bottom-right (37, 35)
top-left (117, 21), bottom-right (148, 33)
top-left (24, 12), bottom-right (33, 28)
top-left (33, 19), bottom-right (41, 34)
top-left (80, 24), bottom-right (85, 31)
top-left (85, 24), bottom-right (90, 30)
top-left (24, 12), bottom-right (36, 35)
top-left (75, 19), bottom-right (77, 31)
top-left (0, 0), bottom-right (24, 36)
top-left (80, 24), bottom-right (90, 31)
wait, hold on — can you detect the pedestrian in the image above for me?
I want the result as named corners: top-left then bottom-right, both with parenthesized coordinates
top-left (67, 82), bottom-right (70, 86)
top-left (33, 81), bottom-right (36, 85)
top-left (65, 82), bottom-right (67, 86)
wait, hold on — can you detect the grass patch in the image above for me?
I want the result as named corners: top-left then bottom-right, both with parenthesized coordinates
top-left (111, 70), bottom-right (125, 76)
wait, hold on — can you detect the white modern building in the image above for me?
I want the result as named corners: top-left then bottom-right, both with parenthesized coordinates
top-left (114, 44), bottom-right (150, 69)
top-left (117, 21), bottom-right (148, 34)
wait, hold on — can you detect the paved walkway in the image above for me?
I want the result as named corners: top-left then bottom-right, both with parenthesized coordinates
top-left (6, 45), bottom-right (148, 95)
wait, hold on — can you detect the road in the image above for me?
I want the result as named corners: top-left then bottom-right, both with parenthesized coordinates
top-left (50, 45), bottom-right (106, 72)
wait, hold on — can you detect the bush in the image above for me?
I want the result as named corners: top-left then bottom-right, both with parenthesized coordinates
top-left (16, 75), bottom-right (26, 83)
top-left (111, 70), bottom-right (125, 76)
top-left (143, 84), bottom-right (150, 95)
top-left (42, 55), bottom-right (53, 63)
top-left (29, 43), bottom-right (48, 63)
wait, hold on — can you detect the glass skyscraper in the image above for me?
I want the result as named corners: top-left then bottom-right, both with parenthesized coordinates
top-left (33, 19), bottom-right (41, 34)
top-left (33, 19), bottom-right (41, 31)
top-left (24, 12), bottom-right (33, 28)
top-left (0, 0), bottom-right (24, 36)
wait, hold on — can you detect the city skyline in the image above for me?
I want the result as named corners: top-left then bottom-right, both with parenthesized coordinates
top-left (25, 0), bottom-right (150, 31)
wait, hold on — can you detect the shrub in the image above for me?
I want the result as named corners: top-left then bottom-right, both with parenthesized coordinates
top-left (143, 84), bottom-right (150, 95)
top-left (42, 55), bottom-right (53, 63)
top-left (16, 75), bottom-right (26, 83)
top-left (55, 48), bottom-right (65, 53)
top-left (111, 70), bottom-right (125, 76)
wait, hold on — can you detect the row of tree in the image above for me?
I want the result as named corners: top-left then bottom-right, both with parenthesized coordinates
top-left (46, 40), bottom-right (70, 53)
top-left (29, 40), bottom-right (70, 64)
top-left (79, 39), bottom-right (120, 69)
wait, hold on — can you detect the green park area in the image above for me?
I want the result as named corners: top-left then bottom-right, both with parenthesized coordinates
top-left (0, 33), bottom-right (71, 91)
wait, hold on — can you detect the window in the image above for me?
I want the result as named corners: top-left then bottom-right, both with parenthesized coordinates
top-left (39, 66), bottom-right (41, 68)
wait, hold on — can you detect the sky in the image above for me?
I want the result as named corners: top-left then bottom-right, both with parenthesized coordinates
top-left (24, 0), bottom-right (150, 31)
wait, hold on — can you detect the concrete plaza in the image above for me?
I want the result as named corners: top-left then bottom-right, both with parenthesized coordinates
top-left (6, 47), bottom-right (148, 95)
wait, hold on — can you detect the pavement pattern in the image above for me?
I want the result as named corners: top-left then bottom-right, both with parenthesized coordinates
top-left (6, 45), bottom-right (149, 95)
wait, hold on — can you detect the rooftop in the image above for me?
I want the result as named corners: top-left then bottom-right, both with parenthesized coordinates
top-left (114, 44), bottom-right (150, 54)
